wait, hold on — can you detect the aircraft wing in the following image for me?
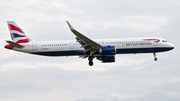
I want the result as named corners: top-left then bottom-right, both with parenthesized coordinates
top-left (66, 21), bottom-right (101, 54)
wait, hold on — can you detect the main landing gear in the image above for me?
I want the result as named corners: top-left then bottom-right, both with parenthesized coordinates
top-left (153, 52), bottom-right (158, 61)
top-left (88, 56), bottom-right (94, 66)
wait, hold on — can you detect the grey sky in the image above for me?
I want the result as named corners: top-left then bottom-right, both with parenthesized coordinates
top-left (0, 0), bottom-right (180, 101)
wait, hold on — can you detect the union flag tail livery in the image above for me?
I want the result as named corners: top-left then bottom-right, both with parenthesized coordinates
top-left (4, 21), bottom-right (174, 66)
top-left (5, 21), bottom-right (31, 50)
top-left (7, 21), bottom-right (31, 44)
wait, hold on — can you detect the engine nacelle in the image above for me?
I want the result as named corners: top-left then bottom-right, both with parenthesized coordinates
top-left (99, 46), bottom-right (116, 55)
top-left (97, 55), bottom-right (115, 63)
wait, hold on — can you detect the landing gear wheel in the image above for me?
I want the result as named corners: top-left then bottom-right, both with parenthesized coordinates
top-left (89, 61), bottom-right (93, 66)
top-left (88, 56), bottom-right (94, 66)
top-left (154, 57), bottom-right (158, 61)
top-left (153, 53), bottom-right (158, 61)
top-left (88, 56), bottom-right (93, 61)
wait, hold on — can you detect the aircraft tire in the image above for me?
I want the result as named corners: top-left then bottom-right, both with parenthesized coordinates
top-left (89, 61), bottom-right (93, 66)
top-left (154, 57), bottom-right (158, 61)
top-left (88, 56), bottom-right (93, 61)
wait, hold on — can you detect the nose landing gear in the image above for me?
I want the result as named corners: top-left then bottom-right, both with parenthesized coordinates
top-left (153, 53), bottom-right (158, 61)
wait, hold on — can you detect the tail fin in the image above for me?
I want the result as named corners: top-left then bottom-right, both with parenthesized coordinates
top-left (7, 21), bottom-right (31, 44)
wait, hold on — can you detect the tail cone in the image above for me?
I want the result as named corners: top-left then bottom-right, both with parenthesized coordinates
top-left (5, 45), bottom-right (13, 49)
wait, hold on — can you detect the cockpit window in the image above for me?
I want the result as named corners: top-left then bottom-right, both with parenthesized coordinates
top-left (162, 40), bottom-right (167, 42)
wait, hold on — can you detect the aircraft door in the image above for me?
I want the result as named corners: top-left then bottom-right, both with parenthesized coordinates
top-left (69, 42), bottom-right (74, 49)
top-left (32, 42), bottom-right (37, 51)
top-left (153, 42), bottom-right (158, 46)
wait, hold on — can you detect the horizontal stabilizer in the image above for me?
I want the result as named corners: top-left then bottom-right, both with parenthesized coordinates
top-left (6, 41), bottom-right (24, 48)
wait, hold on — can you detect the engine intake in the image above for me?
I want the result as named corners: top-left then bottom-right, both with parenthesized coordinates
top-left (99, 46), bottom-right (116, 55)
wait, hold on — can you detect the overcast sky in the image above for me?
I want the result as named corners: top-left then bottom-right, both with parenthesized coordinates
top-left (0, 0), bottom-right (180, 101)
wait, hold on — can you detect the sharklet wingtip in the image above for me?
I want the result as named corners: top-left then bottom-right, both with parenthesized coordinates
top-left (66, 21), bottom-right (75, 31)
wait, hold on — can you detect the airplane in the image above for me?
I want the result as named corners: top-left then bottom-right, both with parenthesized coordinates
top-left (5, 21), bottom-right (174, 66)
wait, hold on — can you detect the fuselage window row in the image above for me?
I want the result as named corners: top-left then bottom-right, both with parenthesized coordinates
top-left (41, 41), bottom-right (154, 47)
top-left (41, 44), bottom-right (68, 47)
top-left (104, 41), bottom-right (149, 44)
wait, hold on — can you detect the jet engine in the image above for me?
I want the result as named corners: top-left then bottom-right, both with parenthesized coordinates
top-left (99, 46), bottom-right (116, 55)
top-left (97, 55), bottom-right (115, 63)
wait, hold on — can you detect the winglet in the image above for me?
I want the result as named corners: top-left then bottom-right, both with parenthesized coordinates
top-left (66, 21), bottom-right (75, 31)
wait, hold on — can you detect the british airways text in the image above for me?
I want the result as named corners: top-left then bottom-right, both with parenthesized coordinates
top-left (126, 42), bottom-right (152, 46)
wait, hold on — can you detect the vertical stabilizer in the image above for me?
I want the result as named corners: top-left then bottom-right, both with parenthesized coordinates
top-left (7, 21), bottom-right (31, 44)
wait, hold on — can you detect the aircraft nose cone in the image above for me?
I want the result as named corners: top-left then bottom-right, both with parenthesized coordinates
top-left (168, 43), bottom-right (174, 50)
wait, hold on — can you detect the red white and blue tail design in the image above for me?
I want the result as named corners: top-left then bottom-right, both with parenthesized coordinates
top-left (7, 21), bottom-right (31, 44)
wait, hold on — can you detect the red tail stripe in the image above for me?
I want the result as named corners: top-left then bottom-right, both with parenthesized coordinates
top-left (9, 24), bottom-right (25, 34)
top-left (16, 39), bottom-right (30, 44)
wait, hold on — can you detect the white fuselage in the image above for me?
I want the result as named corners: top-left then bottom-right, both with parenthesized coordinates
top-left (12, 37), bottom-right (174, 56)
top-left (5, 21), bottom-right (175, 66)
